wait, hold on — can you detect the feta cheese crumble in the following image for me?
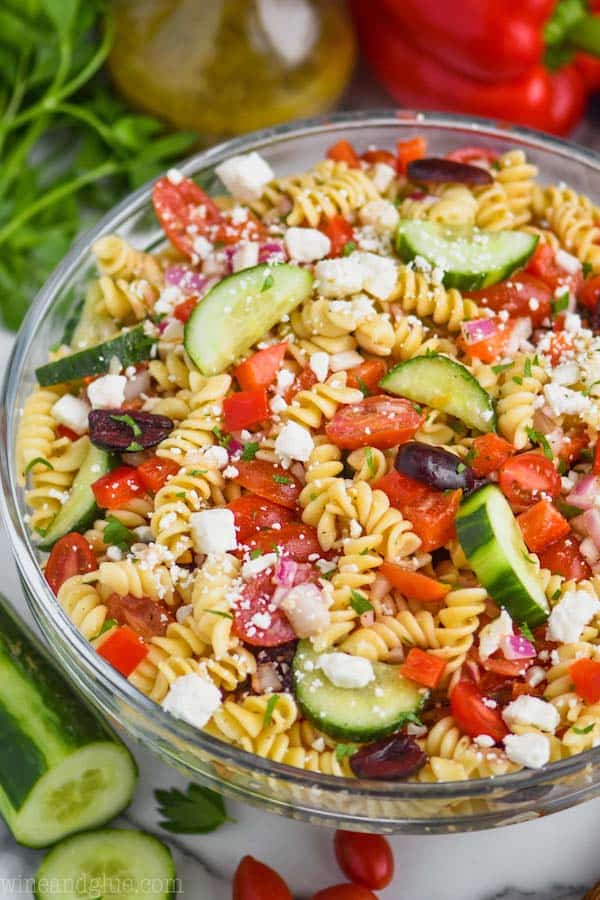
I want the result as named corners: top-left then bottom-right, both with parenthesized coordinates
top-left (215, 152), bottom-right (274, 203)
top-left (87, 374), bottom-right (127, 409)
top-left (547, 589), bottom-right (600, 643)
top-left (504, 733), bottom-right (550, 769)
top-left (502, 695), bottom-right (560, 734)
top-left (275, 421), bottom-right (314, 462)
top-left (51, 394), bottom-right (90, 435)
top-left (284, 227), bottom-right (331, 262)
top-left (162, 673), bottom-right (221, 728)
top-left (318, 652), bottom-right (374, 689)
top-left (190, 509), bottom-right (237, 554)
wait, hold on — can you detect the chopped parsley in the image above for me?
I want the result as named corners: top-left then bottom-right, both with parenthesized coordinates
top-left (126, 441), bottom-right (144, 452)
top-left (456, 462), bottom-right (466, 474)
top-left (263, 694), bottom-right (280, 727)
top-left (512, 376), bottom-right (523, 385)
top-left (110, 413), bottom-right (142, 437)
top-left (241, 441), bottom-right (259, 461)
top-left (273, 474), bottom-right (292, 485)
top-left (205, 610), bottom-right (233, 620)
top-left (335, 743), bottom-right (357, 762)
top-left (175, 491), bottom-right (186, 498)
top-left (261, 273), bottom-right (274, 292)
top-left (525, 427), bottom-right (553, 461)
top-left (350, 590), bottom-right (373, 615)
top-left (583, 262), bottom-right (593, 277)
top-left (103, 516), bottom-right (136, 553)
top-left (24, 456), bottom-right (54, 476)
top-left (92, 618), bottom-right (118, 640)
top-left (551, 291), bottom-right (569, 316)
top-left (551, 588), bottom-right (561, 602)
top-left (573, 723), bottom-right (594, 735)
top-left (365, 447), bottom-right (377, 479)
top-left (189, 469), bottom-right (208, 476)
top-left (524, 357), bottom-right (532, 378)
top-left (250, 549), bottom-right (263, 559)
top-left (356, 377), bottom-right (370, 397)
top-left (492, 362), bottom-right (512, 375)
top-left (342, 241), bottom-right (357, 256)
top-left (518, 621), bottom-right (535, 643)
top-left (463, 448), bottom-right (476, 467)
top-left (212, 426), bottom-right (231, 448)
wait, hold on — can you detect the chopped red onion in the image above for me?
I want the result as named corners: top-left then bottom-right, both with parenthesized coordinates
top-left (566, 474), bottom-right (598, 510)
top-left (274, 557), bottom-right (298, 587)
top-left (259, 241), bottom-right (287, 264)
top-left (165, 265), bottom-right (210, 296)
top-left (461, 317), bottom-right (497, 344)
top-left (580, 507), bottom-right (600, 548)
top-left (500, 634), bottom-right (536, 660)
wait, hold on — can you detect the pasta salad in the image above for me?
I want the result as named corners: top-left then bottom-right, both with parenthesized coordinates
top-left (17, 136), bottom-right (600, 782)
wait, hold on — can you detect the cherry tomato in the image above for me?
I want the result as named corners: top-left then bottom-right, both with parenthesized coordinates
top-left (223, 389), bottom-right (270, 431)
top-left (152, 175), bottom-right (222, 258)
top-left (45, 533), bottom-right (98, 595)
top-left (579, 274), bottom-right (600, 312)
top-left (470, 433), bottom-right (514, 477)
top-left (311, 886), bottom-right (378, 900)
top-left (226, 495), bottom-right (295, 543)
top-left (234, 460), bottom-right (301, 509)
top-left (327, 140), bottom-right (360, 168)
top-left (233, 856), bottom-right (292, 900)
top-left (450, 680), bottom-right (508, 743)
top-left (360, 149), bottom-right (397, 166)
top-left (400, 647), bottom-right (446, 688)
top-left (56, 424), bottom-right (80, 442)
top-left (334, 830), bottom-right (394, 890)
top-left (446, 147), bottom-right (499, 164)
top-left (481, 655), bottom-right (530, 677)
top-left (136, 456), bottom-right (180, 493)
top-left (284, 366), bottom-right (318, 403)
top-left (97, 625), bottom-right (148, 677)
top-left (459, 317), bottom-right (517, 363)
top-left (105, 592), bottom-right (174, 639)
top-left (234, 343), bottom-right (287, 392)
top-left (498, 452), bottom-right (561, 512)
top-left (537, 533), bottom-right (592, 579)
top-left (233, 571), bottom-right (296, 647)
top-left (466, 273), bottom-right (552, 327)
top-left (401, 489), bottom-right (462, 553)
top-left (346, 360), bottom-right (387, 395)
top-left (570, 658), bottom-right (600, 704)
top-left (322, 215), bottom-right (355, 258)
top-left (557, 429), bottom-right (588, 467)
top-left (525, 243), bottom-right (582, 298)
top-left (92, 466), bottom-right (146, 509)
top-left (326, 396), bottom-right (424, 450)
top-left (374, 469), bottom-right (429, 506)
top-left (173, 296), bottom-right (198, 323)
top-left (243, 523), bottom-right (324, 562)
top-left (396, 136), bottom-right (427, 174)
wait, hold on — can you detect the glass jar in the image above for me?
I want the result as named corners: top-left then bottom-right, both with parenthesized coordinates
top-left (108, 0), bottom-right (355, 142)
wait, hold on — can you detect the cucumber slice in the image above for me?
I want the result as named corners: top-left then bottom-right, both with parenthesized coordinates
top-left (380, 353), bottom-right (496, 433)
top-left (456, 484), bottom-right (549, 627)
top-left (395, 220), bottom-right (538, 290)
top-left (36, 325), bottom-right (154, 387)
top-left (37, 443), bottom-right (113, 550)
top-left (34, 829), bottom-right (175, 900)
top-left (0, 596), bottom-right (137, 847)
top-left (293, 640), bottom-right (425, 742)
top-left (185, 263), bottom-right (313, 375)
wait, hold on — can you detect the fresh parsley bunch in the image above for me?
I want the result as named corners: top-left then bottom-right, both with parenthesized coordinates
top-left (0, 0), bottom-right (197, 329)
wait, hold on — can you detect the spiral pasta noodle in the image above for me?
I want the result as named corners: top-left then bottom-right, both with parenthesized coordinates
top-left (392, 266), bottom-right (483, 331)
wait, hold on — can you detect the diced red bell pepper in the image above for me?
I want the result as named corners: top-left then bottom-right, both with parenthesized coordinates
top-left (570, 658), bottom-right (600, 704)
top-left (223, 389), bottom-right (269, 431)
top-left (517, 500), bottom-right (571, 553)
top-left (92, 466), bottom-right (146, 509)
top-left (470, 434), bottom-right (514, 477)
top-left (396, 137), bottom-right (427, 175)
top-left (326, 140), bottom-right (360, 168)
top-left (379, 562), bottom-right (450, 602)
top-left (400, 647), bottom-right (446, 688)
top-left (173, 296), bottom-right (198, 323)
top-left (346, 359), bottom-right (387, 395)
top-left (136, 456), bottom-right (180, 493)
top-left (56, 424), bottom-right (80, 442)
top-left (234, 343), bottom-right (287, 392)
top-left (361, 148), bottom-right (397, 166)
top-left (97, 625), bottom-right (148, 677)
top-left (321, 215), bottom-right (355, 258)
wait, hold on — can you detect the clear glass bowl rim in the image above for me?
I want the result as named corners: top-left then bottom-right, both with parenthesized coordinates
top-left (3, 109), bottom-right (600, 804)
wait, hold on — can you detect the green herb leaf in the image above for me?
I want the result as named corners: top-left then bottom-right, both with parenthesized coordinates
top-left (350, 590), bottom-right (373, 615)
top-left (512, 376), bottom-right (523, 386)
top-left (263, 694), bottom-right (280, 727)
top-left (273, 474), bottom-right (291, 484)
top-left (583, 262), bottom-right (593, 277)
top-left (551, 291), bottom-right (570, 316)
top-left (356, 377), bottom-right (370, 398)
top-left (212, 426), bottom-right (231, 448)
top-left (456, 462), bottom-right (466, 474)
top-left (24, 456), bottom-right (54, 476)
top-left (518, 621), bottom-right (535, 643)
top-left (250, 549), bottom-right (263, 559)
top-left (110, 413), bottom-right (142, 437)
top-left (525, 427), bottom-right (553, 461)
top-left (524, 357), bottom-right (532, 379)
top-left (342, 241), bottom-right (356, 257)
top-left (92, 618), bottom-right (118, 640)
top-left (155, 783), bottom-right (230, 834)
top-left (189, 469), bottom-right (208, 476)
top-left (103, 515), bottom-right (136, 553)
top-left (365, 447), bottom-right (376, 479)
top-left (125, 441), bottom-right (144, 452)
top-left (205, 610), bottom-right (233, 620)
top-left (261, 273), bottom-right (274, 292)
top-left (573, 723), bottom-right (594, 735)
top-left (241, 441), bottom-right (259, 461)
top-left (335, 743), bottom-right (357, 762)
top-left (492, 362), bottom-right (512, 375)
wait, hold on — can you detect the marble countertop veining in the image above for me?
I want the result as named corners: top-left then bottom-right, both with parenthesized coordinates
top-left (2, 80), bottom-right (600, 896)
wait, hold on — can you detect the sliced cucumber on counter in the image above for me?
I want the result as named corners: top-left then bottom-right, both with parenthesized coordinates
top-left (36, 324), bottom-right (154, 386)
top-left (37, 444), bottom-right (113, 550)
top-left (293, 640), bottom-right (425, 742)
top-left (395, 220), bottom-right (538, 290)
top-left (0, 596), bottom-right (137, 847)
top-left (34, 829), bottom-right (175, 900)
top-left (185, 263), bottom-right (313, 375)
top-left (380, 353), bottom-right (495, 433)
top-left (456, 484), bottom-right (549, 627)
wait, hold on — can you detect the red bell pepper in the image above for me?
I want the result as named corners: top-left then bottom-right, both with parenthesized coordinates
top-left (350, 0), bottom-right (600, 135)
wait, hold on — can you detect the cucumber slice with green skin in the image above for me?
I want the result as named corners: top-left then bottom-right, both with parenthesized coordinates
top-left (36, 325), bottom-right (154, 387)
top-left (380, 353), bottom-right (496, 433)
top-left (0, 596), bottom-right (137, 847)
top-left (395, 220), bottom-right (538, 290)
top-left (37, 444), bottom-right (114, 550)
top-left (185, 263), bottom-right (313, 375)
top-left (293, 640), bottom-right (426, 742)
top-left (34, 829), bottom-right (175, 900)
top-left (456, 484), bottom-right (549, 627)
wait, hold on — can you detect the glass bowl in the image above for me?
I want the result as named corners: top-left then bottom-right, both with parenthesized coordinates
top-left (3, 111), bottom-right (600, 834)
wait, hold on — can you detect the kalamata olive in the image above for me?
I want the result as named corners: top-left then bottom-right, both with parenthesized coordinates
top-left (350, 733), bottom-right (426, 780)
top-left (407, 157), bottom-right (493, 186)
top-left (250, 641), bottom-right (297, 694)
top-left (89, 409), bottom-right (173, 452)
top-left (395, 442), bottom-right (475, 492)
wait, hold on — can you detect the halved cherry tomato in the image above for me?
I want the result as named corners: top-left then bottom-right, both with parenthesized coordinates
top-left (402, 489), bottom-right (462, 553)
top-left (311, 886), bottom-right (378, 900)
top-left (570, 658), bottom-right (600, 704)
top-left (481, 655), bottom-right (530, 677)
top-left (458, 317), bottom-right (517, 363)
top-left (45, 533), bottom-right (98, 595)
top-left (92, 466), bottom-right (146, 509)
top-left (400, 647), bottom-right (446, 688)
top-left (466, 274), bottom-right (552, 328)
top-left (136, 456), bottom-right (180, 493)
top-left (326, 396), bottom-right (424, 450)
top-left (233, 571), bottom-right (296, 647)
top-left (105, 592), bottom-right (174, 639)
top-left (470, 434), bottom-right (514, 477)
top-left (517, 500), bottom-right (570, 553)
top-left (223, 389), bottom-right (269, 431)
top-left (446, 147), bottom-right (499, 164)
top-left (243, 523), bottom-right (323, 562)
top-left (97, 625), bottom-right (148, 677)
top-left (346, 360), bottom-right (387, 395)
top-left (450, 680), bottom-right (508, 743)
top-left (379, 562), bottom-right (450, 602)
top-left (234, 343), bottom-right (287, 392)
top-left (537, 533), bottom-right (592, 579)
top-left (226, 495), bottom-right (295, 543)
top-left (322, 215), bottom-right (355, 258)
top-left (594, 440), bottom-right (600, 477)
top-left (498, 452), bottom-right (561, 512)
top-left (152, 175), bottom-right (222, 258)
top-left (360, 149), bottom-right (396, 166)
top-left (327, 140), bottom-right (360, 168)
top-left (233, 855), bottom-right (292, 900)
top-left (284, 366), bottom-right (318, 403)
top-left (525, 243), bottom-right (582, 297)
top-left (173, 296), bottom-right (198, 323)
top-left (56, 424), bottom-right (80, 442)
top-left (234, 460), bottom-right (301, 509)
top-left (374, 469), bottom-right (429, 506)
top-left (396, 136), bottom-right (427, 174)
top-left (579, 274), bottom-right (600, 312)
top-left (558, 429), bottom-right (589, 467)
top-left (334, 831), bottom-right (394, 891)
